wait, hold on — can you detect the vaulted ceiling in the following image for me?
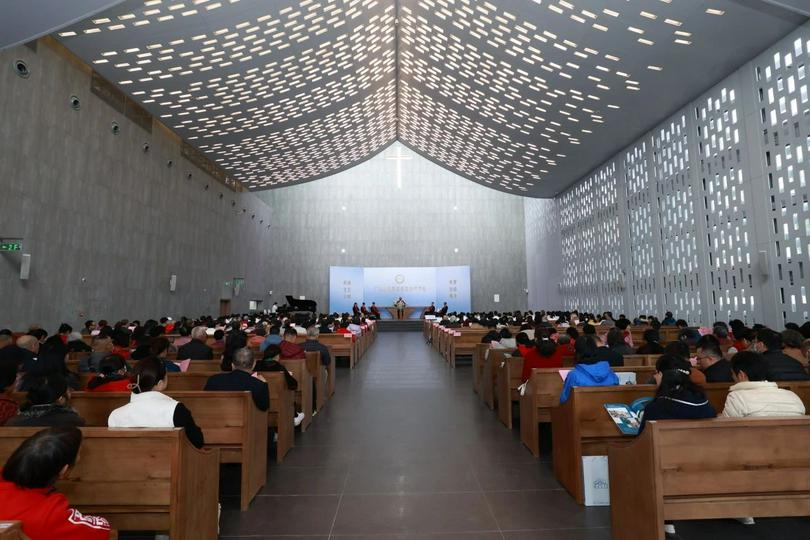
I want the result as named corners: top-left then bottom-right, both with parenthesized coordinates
top-left (12, 0), bottom-right (808, 196)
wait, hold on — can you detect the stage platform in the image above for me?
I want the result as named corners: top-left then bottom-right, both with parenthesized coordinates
top-left (376, 319), bottom-right (424, 332)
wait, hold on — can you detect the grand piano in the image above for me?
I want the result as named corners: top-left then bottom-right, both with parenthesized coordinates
top-left (284, 295), bottom-right (317, 315)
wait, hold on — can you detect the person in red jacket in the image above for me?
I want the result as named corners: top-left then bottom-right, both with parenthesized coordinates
top-left (521, 339), bottom-right (564, 383)
top-left (0, 426), bottom-right (111, 539)
top-left (279, 327), bottom-right (306, 359)
top-left (86, 354), bottom-right (130, 392)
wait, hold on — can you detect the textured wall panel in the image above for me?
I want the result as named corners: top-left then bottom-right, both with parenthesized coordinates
top-left (524, 198), bottom-right (563, 311)
top-left (0, 42), bottom-right (273, 330)
top-left (756, 34), bottom-right (810, 323)
top-left (256, 143), bottom-right (528, 313)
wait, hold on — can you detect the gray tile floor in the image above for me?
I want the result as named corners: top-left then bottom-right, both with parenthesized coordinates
top-left (216, 332), bottom-right (809, 539)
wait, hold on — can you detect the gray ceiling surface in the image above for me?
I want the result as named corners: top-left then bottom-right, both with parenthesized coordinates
top-left (47, 0), bottom-right (804, 196)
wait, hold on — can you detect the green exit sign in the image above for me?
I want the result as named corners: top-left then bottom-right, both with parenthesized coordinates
top-left (0, 243), bottom-right (21, 252)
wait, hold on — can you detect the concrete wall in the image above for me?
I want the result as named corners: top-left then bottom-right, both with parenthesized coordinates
top-left (257, 142), bottom-right (529, 313)
top-left (523, 198), bottom-right (563, 311)
top-left (0, 41), bottom-right (274, 331)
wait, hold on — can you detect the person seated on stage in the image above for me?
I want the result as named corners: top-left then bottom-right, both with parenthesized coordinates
top-left (7, 374), bottom-right (85, 428)
top-left (360, 303), bottom-right (369, 316)
top-left (521, 339), bottom-right (564, 383)
top-left (176, 326), bottom-right (213, 360)
top-left (352, 303), bottom-right (361, 316)
top-left (279, 327), bottom-right (305, 360)
top-left (559, 350), bottom-right (619, 404)
top-left (108, 357), bottom-right (204, 448)
top-left (721, 351), bottom-right (805, 418)
top-left (260, 323), bottom-right (283, 352)
top-left (302, 325), bottom-right (331, 366)
top-left (635, 329), bottom-right (665, 355)
top-left (424, 302), bottom-right (437, 316)
top-left (204, 348), bottom-right (269, 411)
top-left (255, 345), bottom-right (305, 426)
top-left (0, 426), bottom-right (112, 540)
top-left (369, 303), bottom-right (381, 319)
top-left (86, 354), bottom-right (130, 392)
top-left (438, 302), bottom-right (449, 316)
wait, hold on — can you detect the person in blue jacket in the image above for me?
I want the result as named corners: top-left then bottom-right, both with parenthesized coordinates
top-left (559, 355), bottom-right (619, 403)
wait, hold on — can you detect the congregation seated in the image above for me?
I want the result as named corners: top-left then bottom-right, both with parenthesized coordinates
top-left (0, 361), bottom-right (19, 425)
top-left (82, 335), bottom-right (113, 373)
top-left (7, 375), bottom-right (85, 427)
top-left (639, 354), bottom-right (716, 433)
top-left (280, 327), bottom-right (305, 359)
top-left (781, 329), bottom-right (807, 367)
top-left (86, 354), bottom-right (130, 392)
top-left (0, 426), bottom-right (111, 539)
top-left (520, 339), bottom-right (563, 383)
top-left (255, 345), bottom-right (304, 426)
top-left (107, 357), bottom-right (204, 448)
top-left (659, 341), bottom-right (705, 384)
top-left (607, 327), bottom-right (634, 357)
top-left (177, 326), bottom-right (213, 360)
top-left (150, 337), bottom-right (180, 372)
top-left (755, 328), bottom-right (810, 381)
top-left (204, 348), bottom-right (269, 411)
top-left (721, 351), bottom-right (806, 417)
top-left (302, 324), bottom-right (330, 366)
top-left (559, 351), bottom-right (618, 403)
top-left (590, 332), bottom-right (623, 367)
top-left (248, 325), bottom-right (267, 348)
top-left (260, 324), bottom-right (282, 351)
top-left (480, 322), bottom-right (500, 344)
top-left (635, 329), bottom-right (664, 354)
top-left (695, 336), bottom-right (734, 382)
top-left (222, 330), bottom-right (248, 371)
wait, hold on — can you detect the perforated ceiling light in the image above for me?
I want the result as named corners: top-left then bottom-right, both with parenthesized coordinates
top-left (52, 0), bottom-right (802, 196)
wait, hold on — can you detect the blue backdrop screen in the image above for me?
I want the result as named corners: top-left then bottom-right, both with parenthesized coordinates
top-left (329, 266), bottom-right (471, 313)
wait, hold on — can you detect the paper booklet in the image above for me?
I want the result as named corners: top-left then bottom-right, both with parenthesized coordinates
top-left (603, 397), bottom-right (653, 435)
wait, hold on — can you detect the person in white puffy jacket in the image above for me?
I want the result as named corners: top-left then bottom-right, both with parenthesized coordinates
top-left (721, 351), bottom-right (805, 418)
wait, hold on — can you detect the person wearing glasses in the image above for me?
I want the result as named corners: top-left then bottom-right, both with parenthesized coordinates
top-left (695, 336), bottom-right (733, 383)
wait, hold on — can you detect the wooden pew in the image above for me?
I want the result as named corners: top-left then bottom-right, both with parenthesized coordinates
top-left (280, 357), bottom-right (313, 432)
top-left (472, 343), bottom-right (489, 395)
top-left (448, 330), bottom-right (489, 367)
top-left (480, 348), bottom-right (515, 410)
top-left (305, 351), bottom-right (328, 412)
top-left (0, 522), bottom-right (27, 540)
top-left (496, 355), bottom-right (524, 429)
top-left (621, 354), bottom-right (659, 367)
top-left (550, 384), bottom-right (734, 504)
top-left (609, 417), bottom-right (810, 539)
top-left (67, 357), bottom-right (221, 373)
top-left (0, 427), bottom-right (219, 539)
top-left (73, 371), bottom-right (295, 463)
top-left (316, 334), bottom-right (356, 368)
top-left (518, 366), bottom-right (657, 458)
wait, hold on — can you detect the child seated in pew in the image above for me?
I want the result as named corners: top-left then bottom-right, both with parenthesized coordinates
top-left (0, 426), bottom-right (111, 539)
top-left (559, 344), bottom-right (619, 404)
top-left (107, 357), bottom-right (204, 449)
top-left (637, 355), bottom-right (716, 539)
top-left (86, 354), bottom-right (130, 392)
top-left (7, 375), bottom-right (85, 428)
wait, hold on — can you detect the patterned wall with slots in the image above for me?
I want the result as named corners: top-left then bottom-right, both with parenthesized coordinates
top-left (756, 34), bottom-right (810, 323)
top-left (653, 114), bottom-right (704, 324)
top-left (558, 162), bottom-right (625, 314)
top-left (554, 22), bottom-right (810, 326)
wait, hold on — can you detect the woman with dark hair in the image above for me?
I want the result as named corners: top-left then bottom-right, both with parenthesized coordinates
top-left (0, 427), bottom-right (111, 539)
top-left (638, 355), bottom-right (716, 433)
top-left (636, 329), bottom-right (664, 354)
top-left (86, 354), bottom-right (130, 392)
top-left (520, 339), bottom-right (563, 383)
top-left (150, 337), bottom-right (180, 372)
top-left (221, 331), bottom-right (248, 371)
top-left (6, 375), bottom-right (85, 427)
top-left (107, 357), bottom-right (204, 448)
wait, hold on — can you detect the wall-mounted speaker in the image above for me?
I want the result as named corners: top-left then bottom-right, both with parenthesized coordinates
top-left (169, 274), bottom-right (177, 292)
top-left (19, 253), bottom-right (31, 280)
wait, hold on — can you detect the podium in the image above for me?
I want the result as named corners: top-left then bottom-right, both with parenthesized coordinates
top-left (386, 306), bottom-right (418, 320)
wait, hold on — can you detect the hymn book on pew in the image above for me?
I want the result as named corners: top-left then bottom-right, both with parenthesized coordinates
top-left (603, 398), bottom-right (652, 436)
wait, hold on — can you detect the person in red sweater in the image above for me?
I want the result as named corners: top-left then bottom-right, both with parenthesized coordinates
top-left (86, 355), bottom-right (130, 392)
top-left (521, 339), bottom-right (564, 383)
top-left (0, 426), bottom-right (111, 539)
top-left (279, 327), bottom-right (306, 359)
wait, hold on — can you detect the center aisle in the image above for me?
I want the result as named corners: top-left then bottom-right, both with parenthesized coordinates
top-left (220, 332), bottom-right (609, 539)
